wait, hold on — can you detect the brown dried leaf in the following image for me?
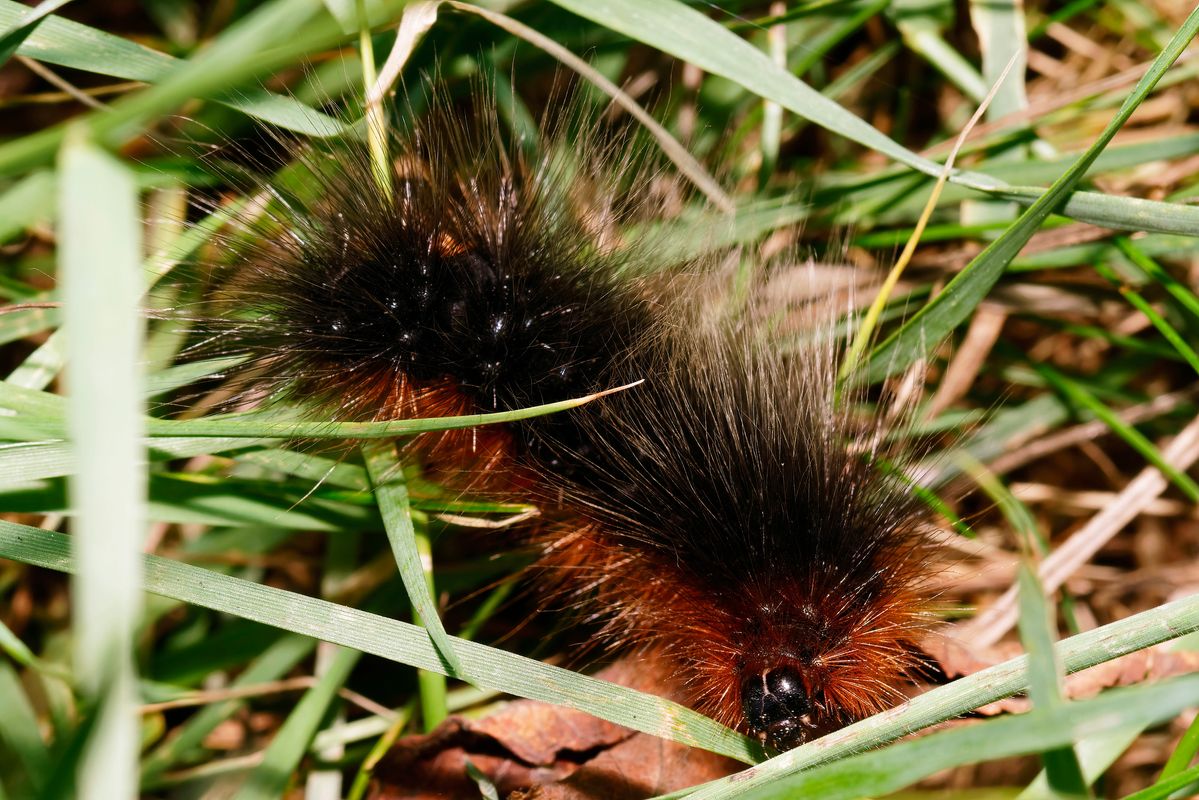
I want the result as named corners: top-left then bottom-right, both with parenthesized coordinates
top-left (369, 660), bottom-right (740, 800)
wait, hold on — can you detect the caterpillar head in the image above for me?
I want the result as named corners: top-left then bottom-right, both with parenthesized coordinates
top-left (739, 665), bottom-right (812, 751)
top-left (687, 570), bottom-right (928, 752)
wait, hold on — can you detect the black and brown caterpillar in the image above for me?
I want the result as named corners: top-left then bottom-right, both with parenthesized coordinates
top-left (198, 83), bottom-right (934, 752)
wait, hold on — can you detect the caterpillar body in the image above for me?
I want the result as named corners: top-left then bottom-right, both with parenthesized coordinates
top-left (202, 85), bottom-right (934, 752)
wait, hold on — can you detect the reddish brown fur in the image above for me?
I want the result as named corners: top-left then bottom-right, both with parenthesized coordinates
top-left (533, 523), bottom-right (929, 733)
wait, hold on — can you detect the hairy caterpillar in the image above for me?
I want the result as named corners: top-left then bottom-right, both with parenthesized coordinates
top-left (197, 82), bottom-right (935, 753)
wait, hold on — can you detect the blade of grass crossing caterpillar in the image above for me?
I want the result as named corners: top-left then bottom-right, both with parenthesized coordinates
top-left (679, 676), bottom-right (1199, 800)
top-left (0, 520), bottom-right (762, 763)
top-left (860, 3), bottom-right (1199, 385)
top-left (1017, 565), bottom-right (1090, 796)
top-left (0, 381), bottom-right (645, 442)
top-left (362, 441), bottom-right (459, 721)
top-left (59, 127), bottom-right (146, 800)
top-left (665, 591), bottom-right (1199, 797)
top-left (11, 519), bottom-right (1199, 777)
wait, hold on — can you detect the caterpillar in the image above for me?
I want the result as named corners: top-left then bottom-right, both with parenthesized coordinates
top-left (196, 81), bottom-right (935, 753)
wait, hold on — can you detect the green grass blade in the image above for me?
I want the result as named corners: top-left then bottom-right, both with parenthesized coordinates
top-left (0, 437), bottom-right (276, 487)
top-left (0, 0), bottom-right (348, 136)
top-left (1160, 711), bottom-right (1199, 780)
top-left (1116, 236), bottom-right (1199, 321)
top-left (862, 3), bottom-right (1199, 383)
top-left (0, 170), bottom-right (54, 243)
top-left (548, 0), bottom-right (1001, 189)
top-left (1018, 728), bottom-right (1147, 800)
top-left (59, 127), bottom-right (145, 800)
top-left (9, 519), bottom-right (1199, 775)
top-left (694, 677), bottom-right (1199, 800)
top-left (897, 21), bottom-right (988, 102)
top-left (1035, 363), bottom-right (1199, 502)
top-left (5, 331), bottom-right (64, 391)
top-left (0, 381), bottom-right (641, 444)
top-left (969, 0), bottom-right (1030, 120)
top-left (140, 635), bottom-right (315, 785)
top-left (362, 440), bottom-right (463, 680)
top-left (0, 618), bottom-right (39, 669)
top-left (0, 379), bottom-right (64, 416)
top-left (0, 0), bottom-right (344, 176)
top-left (549, 0), bottom-right (1199, 234)
top-left (1121, 763), bottom-right (1199, 800)
top-left (1093, 261), bottom-right (1199, 376)
top-left (237, 448), bottom-right (369, 491)
top-left (0, 520), bottom-right (761, 764)
top-left (0, 0), bottom-right (71, 66)
top-left (234, 646), bottom-right (360, 800)
top-left (1018, 566), bottom-right (1090, 796)
top-left (0, 660), bottom-right (51, 796)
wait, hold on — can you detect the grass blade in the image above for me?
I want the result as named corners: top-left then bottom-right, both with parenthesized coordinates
top-left (701, 677), bottom-right (1199, 800)
top-left (862, 3), bottom-right (1199, 383)
top-left (362, 441), bottom-right (458, 727)
top-left (1034, 362), bottom-right (1199, 502)
top-left (8, 519), bottom-right (1199, 775)
top-left (0, 660), bottom-right (51, 796)
top-left (0, 0), bottom-right (348, 137)
top-left (140, 635), bottom-right (315, 786)
top-left (59, 127), bottom-right (145, 800)
top-left (1018, 566), bottom-right (1090, 796)
top-left (234, 646), bottom-right (360, 800)
top-left (0, 0), bottom-right (71, 66)
top-left (0, 519), bottom-right (761, 764)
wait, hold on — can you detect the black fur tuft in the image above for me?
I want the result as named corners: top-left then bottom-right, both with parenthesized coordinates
top-left (204, 87), bottom-right (663, 429)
